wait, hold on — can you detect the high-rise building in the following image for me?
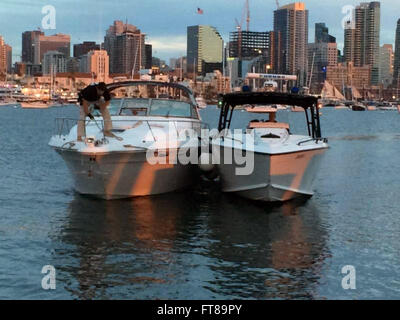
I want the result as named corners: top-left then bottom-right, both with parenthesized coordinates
top-left (344, 20), bottom-right (356, 63)
top-left (355, 2), bottom-right (381, 85)
top-left (0, 36), bottom-right (6, 75)
top-left (115, 32), bottom-right (145, 75)
top-left (34, 33), bottom-right (71, 65)
top-left (393, 19), bottom-right (400, 86)
top-left (73, 41), bottom-right (100, 58)
top-left (378, 44), bottom-right (394, 88)
top-left (273, 2), bottom-right (309, 85)
top-left (229, 31), bottom-right (272, 59)
top-left (104, 20), bottom-right (145, 75)
top-left (269, 31), bottom-right (280, 73)
top-left (308, 42), bottom-right (338, 87)
top-left (145, 44), bottom-right (152, 69)
top-left (42, 51), bottom-right (67, 75)
top-left (343, 2), bottom-right (381, 85)
top-left (87, 50), bottom-right (109, 82)
top-left (23, 31), bottom-right (70, 65)
top-left (187, 25), bottom-right (223, 76)
top-left (66, 57), bottom-right (80, 73)
top-left (79, 54), bottom-right (89, 73)
top-left (0, 36), bottom-right (12, 75)
top-left (22, 30), bottom-right (44, 63)
top-left (5, 44), bottom-right (12, 73)
top-left (315, 23), bottom-right (336, 43)
top-left (327, 62), bottom-right (371, 93)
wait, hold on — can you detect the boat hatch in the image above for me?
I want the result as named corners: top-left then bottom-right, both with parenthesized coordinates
top-left (260, 133), bottom-right (281, 139)
top-left (111, 128), bottom-right (126, 133)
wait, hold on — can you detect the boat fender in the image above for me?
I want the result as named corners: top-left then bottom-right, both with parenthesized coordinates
top-left (198, 152), bottom-right (215, 172)
top-left (198, 152), bottom-right (219, 180)
top-left (204, 168), bottom-right (219, 180)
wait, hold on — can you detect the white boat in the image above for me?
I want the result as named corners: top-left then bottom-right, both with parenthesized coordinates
top-left (351, 103), bottom-right (366, 111)
top-left (0, 98), bottom-right (19, 107)
top-left (210, 92), bottom-right (329, 202)
top-left (49, 81), bottom-right (208, 200)
top-left (0, 87), bottom-right (21, 107)
top-left (332, 101), bottom-right (349, 109)
top-left (334, 104), bottom-right (349, 110)
top-left (322, 100), bottom-right (348, 109)
top-left (320, 81), bottom-right (346, 105)
top-left (377, 102), bottom-right (397, 111)
top-left (365, 102), bottom-right (377, 111)
top-left (291, 106), bottom-right (304, 112)
top-left (20, 101), bottom-right (52, 109)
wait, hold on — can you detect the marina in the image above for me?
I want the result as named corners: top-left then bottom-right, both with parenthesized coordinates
top-left (1, 103), bottom-right (400, 299)
top-left (1, 0), bottom-right (400, 304)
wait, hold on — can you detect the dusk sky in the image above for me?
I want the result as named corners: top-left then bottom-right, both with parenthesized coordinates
top-left (1, 0), bottom-right (399, 63)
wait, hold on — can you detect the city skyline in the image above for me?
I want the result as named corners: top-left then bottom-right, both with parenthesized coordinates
top-left (1, 0), bottom-right (400, 63)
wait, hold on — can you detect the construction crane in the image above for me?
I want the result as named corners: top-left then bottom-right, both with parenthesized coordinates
top-left (245, 0), bottom-right (250, 32)
top-left (275, 0), bottom-right (280, 9)
top-left (234, 0), bottom-right (250, 59)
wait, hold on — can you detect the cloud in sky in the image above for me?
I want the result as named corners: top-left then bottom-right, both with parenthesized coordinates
top-left (1, 0), bottom-right (399, 61)
top-left (147, 36), bottom-right (187, 55)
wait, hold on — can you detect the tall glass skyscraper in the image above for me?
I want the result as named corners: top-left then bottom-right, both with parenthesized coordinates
top-left (393, 19), bottom-right (400, 86)
top-left (273, 2), bottom-right (309, 86)
top-left (104, 21), bottom-right (145, 75)
top-left (187, 25), bottom-right (223, 76)
top-left (354, 2), bottom-right (381, 85)
top-left (343, 2), bottom-right (381, 86)
top-left (315, 23), bottom-right (336, 43)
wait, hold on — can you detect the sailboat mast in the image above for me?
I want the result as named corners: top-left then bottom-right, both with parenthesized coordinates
top-left (308, 50), bottom-right (316, 91)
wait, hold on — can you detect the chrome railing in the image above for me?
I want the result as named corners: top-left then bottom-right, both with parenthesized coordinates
top-left (54, 117), bottom-right (210, 142)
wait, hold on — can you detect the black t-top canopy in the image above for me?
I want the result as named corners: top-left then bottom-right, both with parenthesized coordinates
top-left (221, 92), bottom-right (319, 108)
top-left (218, 92), bottom-right (323, 139)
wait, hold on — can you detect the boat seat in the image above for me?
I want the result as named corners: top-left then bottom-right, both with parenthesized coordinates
top-left (248, 122), bottom-right (289, 130)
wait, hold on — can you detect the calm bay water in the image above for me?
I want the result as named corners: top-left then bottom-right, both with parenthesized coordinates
top-left (1, 105), bottom-right (400, 299)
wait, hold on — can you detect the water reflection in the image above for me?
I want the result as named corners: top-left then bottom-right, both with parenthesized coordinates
top-left (53, 184), bottom-right (329, 299)
top-left (55, 192), bottom-right (193, 299)
top-left (202, 195), bottom-right (329, 299)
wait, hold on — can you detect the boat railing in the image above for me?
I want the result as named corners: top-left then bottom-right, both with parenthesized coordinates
top-left (54, 117), bottom-right (210, 141)
top-left (297, 137), bottom-right (328, 146)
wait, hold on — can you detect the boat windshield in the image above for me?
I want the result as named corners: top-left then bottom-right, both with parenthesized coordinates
top-left (101, 97), bottom-right (197, 118)
top-left (99, 82), bottom-right (199, 119)
top-left (149, 99), bottom-right (194, 117)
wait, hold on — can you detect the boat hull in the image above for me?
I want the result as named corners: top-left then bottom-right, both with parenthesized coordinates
top-left (352, 105), bottom-right (366, 111)
top-left (54, 148), bottom-right (198, 200)
top-left (217, 147), bottom-right (327, 202)
top-left (20, 102), bottom-right (50, 109)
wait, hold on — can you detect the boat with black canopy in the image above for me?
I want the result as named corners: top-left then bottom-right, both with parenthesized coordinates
top-left (211, 91), bottom-right (329, 202)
